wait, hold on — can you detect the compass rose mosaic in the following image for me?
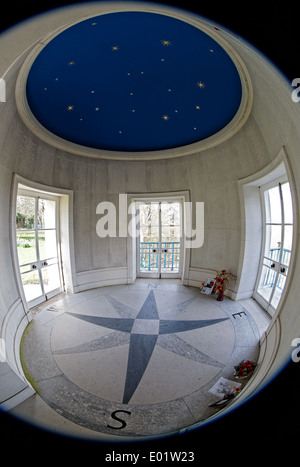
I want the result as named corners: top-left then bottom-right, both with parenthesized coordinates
top-left (64, 290), bottom-right (228, 405)
top-left (21, 283), bottom-right (260, 438)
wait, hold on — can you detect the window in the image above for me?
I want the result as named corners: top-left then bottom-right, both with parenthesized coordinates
top-left (137, 198), bottom-right (183, 278)
top-left (255, 179), bottom-right (293, 315)
top-left (16, 189), bottom-right (63, 308)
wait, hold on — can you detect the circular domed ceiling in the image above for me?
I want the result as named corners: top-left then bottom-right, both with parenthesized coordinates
top-left (25, 11), bottom-right (244, 153)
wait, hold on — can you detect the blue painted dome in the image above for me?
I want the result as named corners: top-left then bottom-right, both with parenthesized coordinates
top-left (26, 11), bottom-right (242, 152)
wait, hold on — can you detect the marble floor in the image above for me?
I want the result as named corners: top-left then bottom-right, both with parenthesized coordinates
top-left (13, 279), bottom-right (269, 440)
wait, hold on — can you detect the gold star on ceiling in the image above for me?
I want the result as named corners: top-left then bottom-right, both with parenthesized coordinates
top-left (161, 40), bottom-right (171, 46)
top-left (112, 46), bottom-right (119, 52)
top-left (67, 105), bottom-right (74, 111)
top-left (162, 115), bottom-right (169, 121)
top-left (197, 81), bottom-right (206, 88)
top-left (68, 61), bottom-right (75, 66)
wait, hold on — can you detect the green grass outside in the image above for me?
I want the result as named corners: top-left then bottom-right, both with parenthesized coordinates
top-left (17, 231), bottom-right (45, 284)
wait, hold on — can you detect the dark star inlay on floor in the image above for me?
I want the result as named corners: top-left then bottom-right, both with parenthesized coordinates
top-left (65, 290), bottom-right (228, 404)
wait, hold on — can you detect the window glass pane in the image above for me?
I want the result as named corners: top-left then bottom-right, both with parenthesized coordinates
top-left (16, 196), bottom-right (35, 229)
top-left (265, 186), bottom-right (282, 224)
top-left (38, 199), bottom-right (56, 229)
top-left (139, 226), bottom-right (148, 242)
top-left (264, 224), bottom-right (282, 259)
top-left (41, 264), bottom-right (61, 293)
top-left (21, 271), bottom-right (42, 302)
top-left (281, 183), bottom-right (293, 224)
top-left (20, 264), bottom-right (32, 274)
top-left (139, 203), bottom-right (159, 227)
top-left (270, 272), bottom-right (286, 309)
top-left (16, 231), bottom-right (37, 265)
top-left (281, 248), bottom-right (291, 267)
top-left (38, 230), bottom-right (58, 260)
top-left (140, 225), bottom-right (159, 243)
top-left (161, 202), bottom-right (181, 226)
top-left (283, 225), bottom-right (293, 266)
top-left (161, 225), bottom-right (181, 243)
top-left (257, 265), bottom-right (275, 302)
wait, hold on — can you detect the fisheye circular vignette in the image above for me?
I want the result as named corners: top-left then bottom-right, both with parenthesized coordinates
top-left (0, 0), bottom-right (299, 445)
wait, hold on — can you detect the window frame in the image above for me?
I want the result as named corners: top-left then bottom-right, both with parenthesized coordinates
top-left (11, 174), bottom-right (76, 313)
top-left (254, 175), bottom-right (293, 316)
top-left (16, 189), bottom-right (63, 308)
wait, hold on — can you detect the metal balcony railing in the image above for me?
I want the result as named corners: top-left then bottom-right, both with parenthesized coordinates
top-left (264, 247), bottom-right (291, 289)
top-left (140, 241), bottom-right (180, 271)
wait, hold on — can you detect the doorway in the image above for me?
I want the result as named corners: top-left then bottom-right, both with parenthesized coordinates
top-left (15, 189), bottom-right (63, 308)
top-left (136, 199), bottom-right (183, 279)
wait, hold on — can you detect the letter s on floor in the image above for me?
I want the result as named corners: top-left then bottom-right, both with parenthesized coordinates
top-left (107, 410), bottom-right (132, 430)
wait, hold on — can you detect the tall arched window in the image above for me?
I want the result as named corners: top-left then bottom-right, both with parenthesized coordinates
top-left (254, 178), bottom-right (293, 315)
